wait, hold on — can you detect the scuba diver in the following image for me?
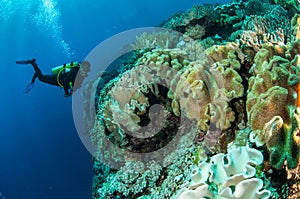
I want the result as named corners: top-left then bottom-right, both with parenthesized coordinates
top-left (16, 58), bottom-right (90, 97)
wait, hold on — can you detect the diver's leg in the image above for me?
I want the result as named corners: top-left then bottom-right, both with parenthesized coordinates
top-left (16, 58), bottom-right (44, 79)
top-left (38, 75), bottom-right (59, 86)
top-left (30, 61), bottom-right (43, 79)
top-left (16, 59), bottom-right (59, 86)
top-left (29, 61), bottom-right (58, 85)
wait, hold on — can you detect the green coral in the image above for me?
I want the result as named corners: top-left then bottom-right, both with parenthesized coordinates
top-left (263, 108), bottom-right (300, 169)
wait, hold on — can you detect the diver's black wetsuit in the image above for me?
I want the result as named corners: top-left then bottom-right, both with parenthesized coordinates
top-left (30, 61), bottom-right (79, 96)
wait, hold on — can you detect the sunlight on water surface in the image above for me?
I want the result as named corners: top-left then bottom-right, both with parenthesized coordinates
top-left (0, 0), bottom-right (73, 58)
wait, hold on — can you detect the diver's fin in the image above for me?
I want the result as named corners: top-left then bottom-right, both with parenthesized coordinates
top-left (24, 73), bottom-right (37, 94)
top-left (24, 82), bottom-right (34, 93)
top-left (16, 58), bottom-right (36, 65)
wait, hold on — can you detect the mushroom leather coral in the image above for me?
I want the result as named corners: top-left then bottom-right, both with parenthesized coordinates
top-left (247, 35), bottom-right (300, 169)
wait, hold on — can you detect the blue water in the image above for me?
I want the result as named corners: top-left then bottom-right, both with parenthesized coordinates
top-left (0, 0), bottom-right (227, 198)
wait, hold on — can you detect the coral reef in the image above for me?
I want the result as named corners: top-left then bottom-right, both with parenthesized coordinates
top-left (90, 0), bottom-right (300, 198)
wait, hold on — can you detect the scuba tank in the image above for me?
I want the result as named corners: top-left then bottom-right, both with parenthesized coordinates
top-left (51, 61), bottom-right (80, 74)
top-left (52, 61), bottom-right (80, 88)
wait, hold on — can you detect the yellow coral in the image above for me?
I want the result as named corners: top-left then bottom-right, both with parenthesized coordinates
top-left (170, 55), bottom-right (243, 131)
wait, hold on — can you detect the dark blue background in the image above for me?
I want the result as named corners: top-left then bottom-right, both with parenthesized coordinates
top-left (0, 0), bottom-right (226, 198)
